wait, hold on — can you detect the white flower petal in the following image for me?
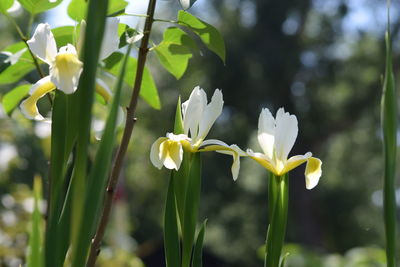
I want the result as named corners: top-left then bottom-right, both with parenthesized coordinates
top-left (27, 23), bottom-right (57, 64)
top-left (150, 137), bottom-right (168, 169)
top-left (20, 76), bottom-right (56, 121)
top-left (4, 48), bottom-right (27, 65)
top-left (159, 139), bottom-right (184, 170)
top-left (99, 17), bottom-right (120, 60)
top-left (257, 108), bottom-right (275, 159)
top-left (126, 32), bottom-right (144, 44)
top-left (180, 0), bottom-right (190, 10)
top-left (182, 86), bottom-right (207, 139)
top-left (197, 89), bottom-right (224, 142)
top-left (274, 108), bottom-right (298, 161)
top-left (49, 44), bottom-right (83, 94)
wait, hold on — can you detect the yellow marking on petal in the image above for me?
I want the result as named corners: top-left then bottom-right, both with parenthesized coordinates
top-left (159, 139), bottom-right (183, 170)
top-left (20, 81), bottom-right (56, 120)
top-left (280, 157), bottom-right (308, 175)
top-left (54, 53), bottom-right (82, 74)
top-left (305, 157), bottom-right (322, 189)
top-left (249, 155), bottom-right (278, 175)
top-left (198, 144), bottom-right (233, 152)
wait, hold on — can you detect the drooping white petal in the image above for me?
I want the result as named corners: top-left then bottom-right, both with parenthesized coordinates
top-left (20, 76), bottom-right (56, 121)
top-left (150, 137), bottom-right (168, 169)
top-left (274, 108), bottom-right (298, 161)
top-left (196, 89), bottom-right (224, 143)
top-left (49, 44), bottom-right (83, 94)
top-left (27, 23), bottom-right (57, 64)
top-left (182, 86), bottom-right (207, 139)
top-left (99, 17), bottom-right (120, 60)
top-left (281, 152), bottom-right (312, 174)
top-left (159, 139), bottom-right (184, 170)
top-left (257, 108), bottom-right (275, 159)
top-left (305, 157), bottom-right (322, 190)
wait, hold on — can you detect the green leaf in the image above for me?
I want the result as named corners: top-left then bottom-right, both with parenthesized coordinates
top-left (0, 53), bottom-right (11, 73)
top-left (0, 0), bottom-right (13, 14)
top-left (192, 219), bottom-right (207, 267)
top-left (2, 84), bottom-right (30, 115)
top-left (19, 0), bottom-right (63, 14)
top-left (68, 0), bottom-right (128, 21)
top-left (182, 153), bottom-right (202, 267)
top-left (73, 44), bottom-right (132, 267)
top-left (0, 62), bottom-right (35, 85)
top-left (68, 0), bottom-right (110, 264)
top-left (27, 175), bottom-right (44, 267)
top-left (52, 26), bottom-right (75, 48)
top-left (104, 53), bottom-right (161, 109)
top-left (381, 28), bottom-right (397, 267)
top-left (155, 27), bottom-right (197, 79)
top-left (178, 11), bottom-right (226, 63)
top-left (164, 174), bottom-right (181, 267)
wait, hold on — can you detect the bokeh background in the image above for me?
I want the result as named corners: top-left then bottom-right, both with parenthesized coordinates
top-left (0, 0), bottom-right (399, 266)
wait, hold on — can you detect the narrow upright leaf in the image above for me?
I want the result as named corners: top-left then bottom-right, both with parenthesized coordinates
top-left (182, 153), bottom-right (202, 267)
top-left (164, 174), bottom-right (181, 267)
top-left (27, 175), bottom-right (44, 267)
top-left (381, 27), bottom-right (397, 267)
top-left (178, 11), bottom-right (226, 63)
top-left (192, 219), bottom-right (207, 267)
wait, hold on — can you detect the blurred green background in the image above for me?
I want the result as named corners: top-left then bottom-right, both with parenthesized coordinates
top-left (0, 0), bottom-right (399, 266)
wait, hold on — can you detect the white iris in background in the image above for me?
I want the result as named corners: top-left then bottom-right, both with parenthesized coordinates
top-left (20, 18), bottom-right (120, 120)
top-left (246, 108), bottom-right (322, 189)
top-left (150, 86), bottom-right (245, 180)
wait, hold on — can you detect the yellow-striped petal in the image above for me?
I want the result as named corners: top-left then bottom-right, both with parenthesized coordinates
top-left (305, 157), bottom-right (322, 190)
top-left (20, 76), bottom-right (56, 120)
top-left (280, 152), bottom-right (312, 175)
top-left (49, 44), bottom-right (83, 94)
top-left (246, 149), bottom-right (278, 175)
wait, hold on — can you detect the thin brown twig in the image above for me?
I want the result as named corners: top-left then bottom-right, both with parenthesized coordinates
top-left (85, 0), bottom-right (158, 266)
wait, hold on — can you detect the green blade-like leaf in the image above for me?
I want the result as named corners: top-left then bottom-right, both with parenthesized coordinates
top-left (27, 175), bottom-right (44, 267)
top-left (19, 0), bottom-right (63, 14)
top-left (182, 153), bottom-right (201, 267)
top-left (69, 0), bottom-right (110, 265)
top-left (45, 91), bottom-right (71, 267)
top-left (68, 0), bottom-right (128, 21)
top-left (74, 44), bottom-right (132, 267)
top-left (178, 11), bottom-right (225, 63)
top-left (104, 53), bottom-right (161, 109)
top-left (164, 174), bottom-right (181, 267)
top-left (0, 0), bottom-right (13, 14)
top-left (154, 27), bottom-right (197, 79)
top-left (2, 84), bottom-right (30, 115)
top-left (381, 29), bottom-right (397, 267)
top-left (0, 62), bottom-right (35, 85)
top-left (192, 219), bottom-right (207, 267)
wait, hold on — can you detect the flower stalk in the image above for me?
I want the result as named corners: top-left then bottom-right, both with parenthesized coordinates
top-left (86, 0), bottom-right (158, 265)
top-left (265, 173), bottom-right (289, 267)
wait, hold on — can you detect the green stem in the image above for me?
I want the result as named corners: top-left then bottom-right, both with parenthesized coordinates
top-left (264, 174), bottom-right (289, 267)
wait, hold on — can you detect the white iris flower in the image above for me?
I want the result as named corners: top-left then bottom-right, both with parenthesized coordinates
top-left (20, 18), bottom-right (120, 120)
top-left (150, 86), bottom-right (245, 180)
top-left (246, 108), bottom-right (322, 189)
